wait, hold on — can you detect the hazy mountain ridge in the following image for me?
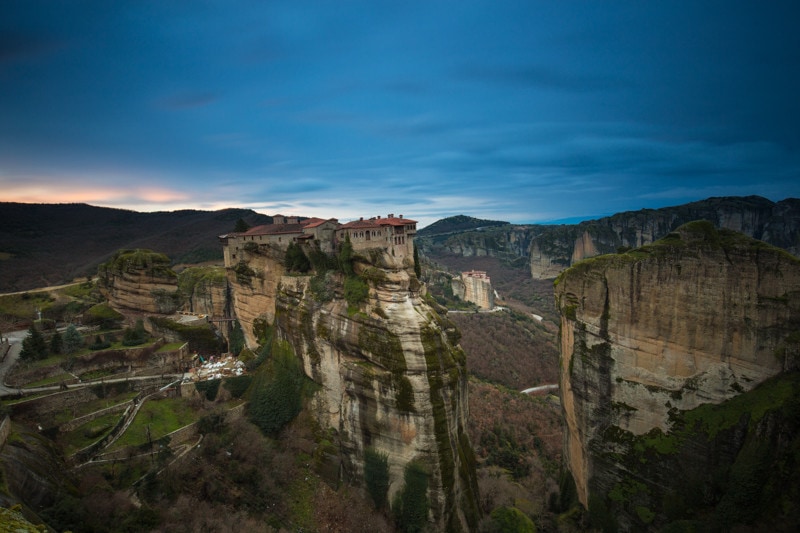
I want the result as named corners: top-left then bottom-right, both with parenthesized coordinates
top-left (418, 196), bottom-right (800, 280)
top-left (0, 203), bottom-right (271, 293)
top-left (417, 215), bottom-right (509, 237)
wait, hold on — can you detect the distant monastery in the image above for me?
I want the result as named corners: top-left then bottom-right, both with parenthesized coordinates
top-left (455, 270), bottom-right (495, 309)
top-left (219, 213), bottom-right (417, 266)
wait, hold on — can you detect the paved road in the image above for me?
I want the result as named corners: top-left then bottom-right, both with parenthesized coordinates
top-left (0, 329), bottom-right (27, 395)
top-left (521, 383), bottom-right (559, 395)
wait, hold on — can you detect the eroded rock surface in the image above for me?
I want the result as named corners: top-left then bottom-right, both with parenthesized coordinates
top-left (556, 221), bottom-right (800, 529)
top-left (229, 247), bottom-right (480, 531)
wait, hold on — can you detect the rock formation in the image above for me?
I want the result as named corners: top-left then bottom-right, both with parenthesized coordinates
top-left (98, 251), bottom-right (228, 318)
top-left (98, 249), bottom-right (180, 314)
top-left (453, 271), bottom-right (494, 309)
top-left (556, 221), bottom-right (800, 530)
top-left (228, 244), bottom-right (481, 531)
top-left (532, 195), bottom-right (800, 279)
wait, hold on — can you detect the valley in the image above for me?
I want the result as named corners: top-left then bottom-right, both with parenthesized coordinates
top-left (1, 196), bottom-right (799, 532)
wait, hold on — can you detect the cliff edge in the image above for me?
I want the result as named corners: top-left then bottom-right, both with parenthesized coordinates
top-left (228, 244), bottom-right (480, 531)
top-left (556, 221), bottom-right (800, 530)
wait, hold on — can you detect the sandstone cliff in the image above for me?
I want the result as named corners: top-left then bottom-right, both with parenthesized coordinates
top-left (533, 195), bottom-right (800, 279)
top-left (228, 245), bottom-right (481, 531)
top-left (98, 250), bottom-right (228, 318)
top-left (556, 221), bottom-right (800, 530)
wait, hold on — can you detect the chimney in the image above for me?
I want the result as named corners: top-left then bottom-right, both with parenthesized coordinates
top-left (360, 217), bottom-right (363, 221)
top-left (399, 214), bottom-right (403, 219)
top-left (388, 213), bottom-right (394, 218)
top-left (377, 215), bottom-right (381, 219)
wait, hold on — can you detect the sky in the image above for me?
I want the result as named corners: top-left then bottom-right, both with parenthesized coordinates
top-left (2, 1), bottom-right (799, 227)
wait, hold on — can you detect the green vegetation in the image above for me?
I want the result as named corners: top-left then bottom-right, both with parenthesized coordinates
top-left (111, 397), bottom-right (198, 449)
top-left (19, 325), bottom-right (48, 361)
top-left (393, 460), bottom-right (430, 533)
top-left (228, 320), bottom-right (245, 355)
top-left (233, 260), bottom-right (256, 285)
top-left (122, 319), bottom-right (148, 346)
top-left (149, 316), bottom-right (225, 353)
top-left (177, 265), bottom-right (226, 300)
top-left (487, 506), bottom-right (537, 533)
top-left (83, 303), bottom-right (124, 329)
top-left (247, 341), bottom-right (306, 435)
top-left (222, 374), bottom-right (252, 399)
top-left (364, 447), bottom-right (390, 510)
top-left (285, 242), bottom-right (311, 273)
top-left (194, 379), bottom-right (221, 401)
top-left (99, 249), bottom-right (175, 278)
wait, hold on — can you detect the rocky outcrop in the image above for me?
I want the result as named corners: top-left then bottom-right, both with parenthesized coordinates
top-left (556, 221), bottom-right (800, 530)
top-left (533, 195), bottom-right (800, 278)
top-left (418, 225), bottom-right (534, 269)
top-left (98, 251), bottom-right (229, 320)
top-left (228, 247), bottom-right (480, 531)
top-left (98, 249), bottom-right (180, 314)
top-left (454, 271), bottom-right (494, 309)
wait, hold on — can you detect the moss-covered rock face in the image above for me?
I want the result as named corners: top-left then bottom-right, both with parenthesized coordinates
top-left (245, 247), bottom-right (481, 531)
top-left (556, 224), bottom-right (800, 530)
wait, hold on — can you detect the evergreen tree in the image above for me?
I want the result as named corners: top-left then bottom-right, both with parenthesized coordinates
top-left (234, 218), bottom-right (250, 233)
top-left (63, 324), bottom-right (84, 354)
top-left (285, 242), bottom-right (311, 273)
top-left (20, 326), bottom-right (48, 361)
top-left (338, 234), bottom-right (354, 276)
top-left (394, 461), bottom-right (430, 533)
top-left (365, 448), bottom-right (390, 510)
top-left (247, 342), bottom-right (304, 435)
top-left (229, 320), bottom-right (245, 356)
top-left (49, 329), bottom-right (63, 354)
top-left (413, 243), bottom-right (421, 278)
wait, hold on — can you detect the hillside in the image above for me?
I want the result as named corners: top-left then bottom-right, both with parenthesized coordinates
top-left (417, 215), bottom-right (509, 237)
top-left (0, 203), bottom-right (271, 293)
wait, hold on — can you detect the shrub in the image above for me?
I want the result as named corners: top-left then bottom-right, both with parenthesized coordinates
top-left (223, 375), bottom-right (252, 399)
top-left (285, 242), bottom-right (311, 273)
top-left (122, 319), bottom-right (148, 346)
top-left (487, 506), bottom-right (537, 533)
top-left (195, 379), bottom-right (221, 401)
top-left (344, 276), bottom-right (369, 307)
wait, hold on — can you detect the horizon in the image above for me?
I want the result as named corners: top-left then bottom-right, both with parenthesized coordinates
top-left (3, 2), bottom-right (799, 225)
top-left (5, 193), bottom-right (796, 230)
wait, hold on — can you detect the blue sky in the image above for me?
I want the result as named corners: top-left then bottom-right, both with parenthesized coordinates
top-left (2, 1), bottom-right (798, 227)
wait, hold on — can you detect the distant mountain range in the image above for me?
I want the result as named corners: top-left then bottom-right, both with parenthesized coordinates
top-left (417, 196), bottom-right (800, 278)
top-left (3, 196), bottom-right (798, 293)
top-left (0, 203), bottom-right (271, 293)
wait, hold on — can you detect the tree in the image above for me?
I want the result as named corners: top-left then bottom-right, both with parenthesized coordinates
top-left (247, 342), bottom-right (304, 436)
top-left (285, 242), bottom-right (310, 273)
top-left (63, 324), bottom-right (84, 354)
top-left (413, 243), bottom-right (421, 279)
top-left (365, 448), bottom-right (390, 510)
top-left (234, 218), bottom-right (250, 233)
top-left (393, 461), bottom-right (430, 533)
top-left (228, 320), bottom-right (245, 356)
top-left (20, 326), bottom-right (48, 361)
top-left (338, 234), bottom-right (354, 276)
top-left (49, 329), bottom-right (63, 355)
